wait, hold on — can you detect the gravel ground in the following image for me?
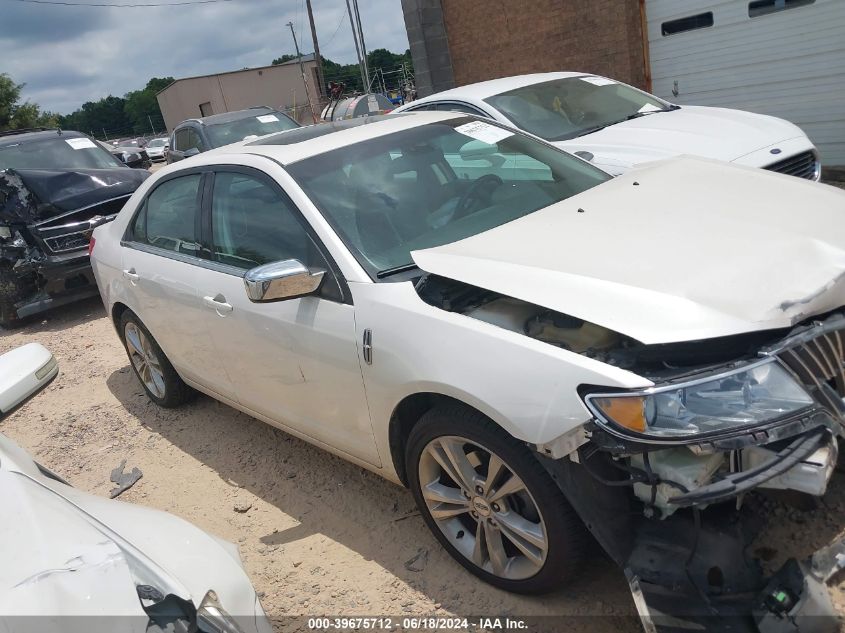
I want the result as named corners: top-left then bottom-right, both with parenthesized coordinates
top-left (1, 166), bottom-right (844, 631)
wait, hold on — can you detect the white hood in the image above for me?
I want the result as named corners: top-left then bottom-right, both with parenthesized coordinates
top-left (557, 106), bottom-right (808, 174)
top-left (412, 157), bottom-right (845, 345)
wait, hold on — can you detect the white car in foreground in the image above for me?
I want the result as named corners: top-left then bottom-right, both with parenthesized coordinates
top-left (91, 112), bottom-right (845, 630)
top-left (0, 344), bottom-right (270, 633)
top-left (393, 72), bottom-right (821, 179)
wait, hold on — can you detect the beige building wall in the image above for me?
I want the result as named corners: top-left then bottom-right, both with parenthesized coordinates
top-left (157, 59), bottom-right (320, 130)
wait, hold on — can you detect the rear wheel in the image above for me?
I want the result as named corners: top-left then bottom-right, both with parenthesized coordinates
top-left (406, 403), bottom-right (589, 594)
top-left (119, 310), bottom-right (193, 408)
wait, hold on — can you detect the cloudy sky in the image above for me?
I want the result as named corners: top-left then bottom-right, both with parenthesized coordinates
top-left (0, 0), bottom-right (409, 114)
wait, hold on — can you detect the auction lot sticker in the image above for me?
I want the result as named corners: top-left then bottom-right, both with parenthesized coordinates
top-left (455, 121), bottom-right (513, 145)
top-left (66, 137), bottom-right (97, 150)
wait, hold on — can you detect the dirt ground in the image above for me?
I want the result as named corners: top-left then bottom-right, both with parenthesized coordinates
top-left (4, 298), bottom-right (845, 631)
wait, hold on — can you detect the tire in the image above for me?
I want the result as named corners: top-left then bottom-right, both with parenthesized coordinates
top-left (406, 403), bottom-right (589, 594)
top-left (119, 309), bottom-right (194, 408)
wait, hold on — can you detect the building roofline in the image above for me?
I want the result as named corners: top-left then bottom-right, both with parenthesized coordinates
top-left (156, 54), bottom-right (317, 96)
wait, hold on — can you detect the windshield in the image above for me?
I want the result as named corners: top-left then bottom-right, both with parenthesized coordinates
top-left (147, 138), bottom-right (167, 147)
top-left (0, 136), bottom-right (124, 170)
top-left (485, 76), bottom-right (673, 142)
top-left (205, 111), bottom-right (299, 147)
top-left (288, 118), bottom-right (610, 278)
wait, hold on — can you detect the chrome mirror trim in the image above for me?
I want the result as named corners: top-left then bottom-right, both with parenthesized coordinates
top-left (244, 259), bottom-right (325, 302)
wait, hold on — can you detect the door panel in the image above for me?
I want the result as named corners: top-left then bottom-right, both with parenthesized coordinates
top-left (120, 172), bottom-right (237, 400)
top-left (195, 169), bottom-right (379, 464)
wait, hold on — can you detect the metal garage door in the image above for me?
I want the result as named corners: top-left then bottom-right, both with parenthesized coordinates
top-left (645, 0), bottom-right (845, 167)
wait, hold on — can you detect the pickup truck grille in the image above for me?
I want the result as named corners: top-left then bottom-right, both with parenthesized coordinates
top-left (777, 326), bottom-right (845, 416)
top-left (764, 150), bottom-right (819, 181)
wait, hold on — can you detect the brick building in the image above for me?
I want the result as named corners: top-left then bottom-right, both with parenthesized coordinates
top-left (401, 0), bottom-right (845, 166)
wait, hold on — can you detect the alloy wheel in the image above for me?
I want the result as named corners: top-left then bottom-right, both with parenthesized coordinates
top-left (418, 435), bottom-right (548, 580)
top-left (124, 322), bottom-right (166, 399)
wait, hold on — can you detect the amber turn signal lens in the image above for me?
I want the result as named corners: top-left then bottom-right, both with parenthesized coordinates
top-left (593, 396), bottom-right (648, 432)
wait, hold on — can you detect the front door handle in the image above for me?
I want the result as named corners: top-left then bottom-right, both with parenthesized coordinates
top-left (203, 294), bottom-right (234, 315)
top-left (122, 268), bottom-right (139, 284)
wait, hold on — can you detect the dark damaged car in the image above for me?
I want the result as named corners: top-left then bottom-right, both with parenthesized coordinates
top-left (0, 129), bottom-right (148, 326)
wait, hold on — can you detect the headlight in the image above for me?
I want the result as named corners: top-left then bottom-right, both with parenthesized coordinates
top-left (584, 358), bottom-right (814, 439)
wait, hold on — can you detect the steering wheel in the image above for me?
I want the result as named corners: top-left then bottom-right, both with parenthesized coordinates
top-left (454, 174), bottom-right (503, 219)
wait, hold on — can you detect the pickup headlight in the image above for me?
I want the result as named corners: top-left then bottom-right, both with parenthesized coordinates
top-left (584, 359), bottom-right (814, 439)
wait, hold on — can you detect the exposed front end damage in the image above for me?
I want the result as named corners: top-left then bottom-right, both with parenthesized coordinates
top-left (0, 168), bottom-right (147, 326)
top-left (417, 274), bottom-right (845, 632)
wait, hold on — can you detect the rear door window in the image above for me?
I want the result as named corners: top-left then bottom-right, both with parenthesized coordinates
top-left (130, 174), bottom-right (202, 256)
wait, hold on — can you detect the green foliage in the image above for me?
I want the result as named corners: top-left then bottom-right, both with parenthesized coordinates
top-left (273, 48), bottom-right (413, 95)
top-left (272, 54), bottom-right (297, 65)
top-left (58, 76), bottom-right (174, 138)
top-left (0, 73), bottom-right (60, 132)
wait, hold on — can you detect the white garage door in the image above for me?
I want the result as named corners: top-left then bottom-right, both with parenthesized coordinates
top-left (645, 0), bottom-right (845, 167)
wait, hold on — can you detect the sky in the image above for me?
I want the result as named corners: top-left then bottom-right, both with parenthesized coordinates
top-left (0, 0), bottom-right (410, 114)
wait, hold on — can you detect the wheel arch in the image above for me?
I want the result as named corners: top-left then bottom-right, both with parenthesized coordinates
top-left (388, 391), bottom-right (521, 487)
top-left (111, 301), bottom-right (129, 334)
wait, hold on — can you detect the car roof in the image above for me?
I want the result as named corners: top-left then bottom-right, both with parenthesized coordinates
top-left (404, 72), bottom-right (590, 105)
top-left (176, 106), bottom-right (280, 129)
top-left (0, 129), bottom-right (87, 146)
top-left (194, 110), bottom-right (467, 166)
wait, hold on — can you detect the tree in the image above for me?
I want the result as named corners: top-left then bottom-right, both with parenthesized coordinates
top-left (0, 74), bottom-right (23, 130)
top-left (0, 73), bottom-right (59, 132)
top-left (272, 54), bottom-right (297, 65)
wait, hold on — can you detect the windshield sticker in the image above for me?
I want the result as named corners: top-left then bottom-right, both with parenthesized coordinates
top-left (638, 103), bottom-right (662, 113)
top-left (580, 76), bottom-right (617, 87)
top-left (256, 114), bottom-right (279, 123)
top-left (455, 121), bottom-right (513, 145)
top-left (66, 138), bottom-right (97, 150)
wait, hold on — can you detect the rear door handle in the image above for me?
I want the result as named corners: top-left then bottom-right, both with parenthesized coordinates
top-left (203, 294), bottom-right (234, 315)
top-left (122, 268), bottom-right (139, 283)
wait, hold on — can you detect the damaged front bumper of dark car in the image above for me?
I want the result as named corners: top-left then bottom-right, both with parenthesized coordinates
top-left (545, 312), bottom-right (845, 633)
top-left (0, 168), bottom-right (147, 326)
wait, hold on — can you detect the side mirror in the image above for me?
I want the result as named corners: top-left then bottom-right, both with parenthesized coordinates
top-left (0, 343), bottom-right (58, 419)
top-left (183, 147), bottom-right (200, 158)
top-left (244, 259), bottom-right (325, 302)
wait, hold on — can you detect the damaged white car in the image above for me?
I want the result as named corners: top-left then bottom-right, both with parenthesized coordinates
top-left (91, 111), bottom-right (845, 631)
top-left (0, 344), bottom-right (271, 633)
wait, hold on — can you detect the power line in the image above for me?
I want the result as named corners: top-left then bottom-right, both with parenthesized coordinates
top-left (9, 0), bottom-right (233, 7)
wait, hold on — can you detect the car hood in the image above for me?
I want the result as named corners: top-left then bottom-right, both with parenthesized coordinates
top-left (0, 469), bottom-right (149, 625)
top-left (557, 105), bottom-right (807, 173)
top-left (411, 157), bottom-right (845, 345)
top-left (0, 168), bottom-right (149, 224)
top-left (0, 433), bottom-right (263, 628)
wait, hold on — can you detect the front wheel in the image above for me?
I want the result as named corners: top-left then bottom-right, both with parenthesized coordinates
top-left (406, 403), bottom-right (589, 594)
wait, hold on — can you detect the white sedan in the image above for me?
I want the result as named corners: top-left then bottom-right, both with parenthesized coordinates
top-left (91, 112), bottom-right (845, 626)
top-left (392, 72), bottom-right (821, 179)
top-left (0, 344), bottom-right (271, 633)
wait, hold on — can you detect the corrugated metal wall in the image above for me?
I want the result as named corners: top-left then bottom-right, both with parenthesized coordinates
top-left (646, 0), bottom-right (845, 166)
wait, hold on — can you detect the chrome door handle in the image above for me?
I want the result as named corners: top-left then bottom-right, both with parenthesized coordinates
top-left (122, 268), bottom-right (139, 283)
top-left (203, 294), bottom-right (234, 314)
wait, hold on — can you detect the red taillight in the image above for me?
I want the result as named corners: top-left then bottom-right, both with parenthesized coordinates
top-left (88, 235), bottom-right (96, 256)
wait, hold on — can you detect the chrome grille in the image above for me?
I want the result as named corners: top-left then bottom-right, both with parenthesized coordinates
top-left (777, 326), bottom-right (845, 416)
top-left (764, 150), bottom-right (819, 181)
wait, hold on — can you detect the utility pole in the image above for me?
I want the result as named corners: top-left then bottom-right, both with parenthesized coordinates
top-left (148, 115), bottom-right (156, 135)
top-left (102, 128), bottom-right (108, 141)
top-left (305, 0), bottom-right (325, 100)
top-left (287, 21), bottom-right (317, 123)
top-left (352, 0), bottom-right (370, 91)
top-left (345, 0), bottom-right (366, 93)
